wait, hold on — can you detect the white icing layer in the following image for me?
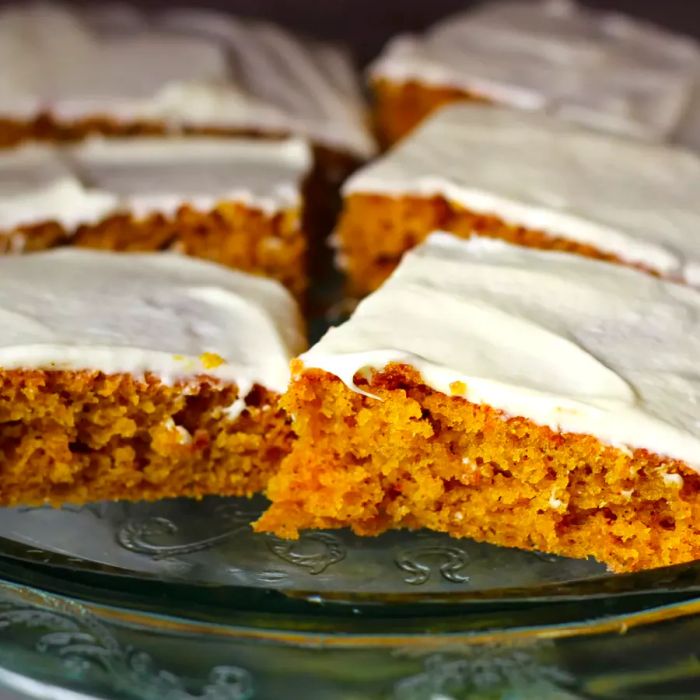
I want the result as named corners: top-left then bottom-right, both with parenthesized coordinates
top-left (0, 2), bottom-right (374, 158)
top-left (303, 233), bottom-right (700, 471)
top-left (343, 104), bottom-right (700, 285)
top-left (0, 136), bottom-right (311, 231)
top-left (0, 249), bottom-right (305, 395)
top-left (677, 88), bottom-right (700, 151)
top-left (370, 0), bottom-right (700, 142)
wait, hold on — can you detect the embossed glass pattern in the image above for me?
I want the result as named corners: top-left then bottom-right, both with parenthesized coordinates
top-left (0, 497), bottom-right (608, 595)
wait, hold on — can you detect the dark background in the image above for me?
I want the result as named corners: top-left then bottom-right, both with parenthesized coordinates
top-left (62, 0), bottom-right (700, 64)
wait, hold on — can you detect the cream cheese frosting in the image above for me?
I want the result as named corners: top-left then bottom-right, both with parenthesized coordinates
top-left (0, 136), bottom-right (312, 232)
top-left (369, 0), bottom-right (700, 143)
top-left (677, 89), bottom-right (700, 151)
top-left (156, 7), bottom-right (375, 158)
top-left (343, 103), bottom-right (700, 285)
top-left (0, 2), bottom-right (375, 159)
top-left (303, 232), bottom-right (700, 471)
top-left (0, 249), bottom-right (305, 395)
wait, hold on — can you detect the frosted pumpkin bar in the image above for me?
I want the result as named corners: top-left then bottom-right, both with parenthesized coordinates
top-left (369, 0), bottom-right (699, 147)
top-left (257, 233), bottom-right (700, 572)
top-left (0, 249), bottom-right (305, 506)
top-left (0, 3), bottom-right (374, 163)
top-left (0, 137), bottom-right (311, 297)
top-left (336, 104), bottom-right (700, 295)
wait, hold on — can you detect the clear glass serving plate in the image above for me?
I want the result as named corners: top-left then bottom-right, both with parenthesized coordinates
top-left (0, 497), bottom-right (700, 700)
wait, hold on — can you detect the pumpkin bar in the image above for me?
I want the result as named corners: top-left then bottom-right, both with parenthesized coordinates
top-left (0, 136), bottom-right (311, 297)
top-left (0, 249), bottom-right (305, 506)
top-left (369, 0), bottom-right (699, 147)
top-left (336, 104), bottom-right (700, 296)
top-left (0, 3), bottom-right (374, 164)
top-left (258, 233), bottom-right (700, 572)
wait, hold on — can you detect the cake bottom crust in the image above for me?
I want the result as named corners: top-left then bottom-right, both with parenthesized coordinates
top-left (336, 194), bottom-right (658, 296)
top-left (257, 365), bottom-right (700, 572)
top-left (0, 370), bottom-right (293, 506)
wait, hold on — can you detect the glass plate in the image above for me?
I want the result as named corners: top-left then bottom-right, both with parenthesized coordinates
top-left (0, 497), bottom-right (608, 595)
top-left (0, 499), bottom-right (699, 700)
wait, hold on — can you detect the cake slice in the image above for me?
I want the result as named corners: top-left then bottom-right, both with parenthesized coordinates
top-left (257, 233), bottom-right (700, 572)
top-left (369, 0), bottom-right (699, 147)
top-left (0, 249), bottom-right (305, 507)
top-left (336, 104), bottom-right (700, 296)
top-left (0, 136), bottom-right (311, 297)
top-left (0, 3), bottom-right (375, 166)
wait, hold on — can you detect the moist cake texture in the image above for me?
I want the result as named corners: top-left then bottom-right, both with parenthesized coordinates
top-left (0, 249), bottom-right (305, 506)
top-left (0, 136), bottom-right (311, 297)
top-left (337, 104), bottom-right (700, 295)
top-left (369, 0), bottom-right (700, 147)
top-left (0, 3), bottom-right (374, 161)
top-left (257, 233), bottom-right (700, 572)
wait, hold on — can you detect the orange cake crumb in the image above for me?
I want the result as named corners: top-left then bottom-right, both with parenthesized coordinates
top-left (0, 370), bottom-right (294, 506)
top-left (372, 78), bottom-right (488, 148)
top-left (0, 114), bottom-right (168, 150)
top-left (1, 203), bottom-right (307, 300)
top-left (256, 366), bottom-right (700, 573)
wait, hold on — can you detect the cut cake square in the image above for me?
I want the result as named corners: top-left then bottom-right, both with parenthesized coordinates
top-left (336, 104), bottom-right (700, 296)
top-left (0, 3), bottom-right (375, 167)
top-left (369, 0), bottom-right (700, 147)
top-left (0, 249), bottom-right (305, 506)
top-left (0, 136), bottom-right (311, 298)
top-left (257, 233), bottom-right (700, 572)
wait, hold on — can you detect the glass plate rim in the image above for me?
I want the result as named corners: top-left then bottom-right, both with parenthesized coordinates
top-left (1, 542), bottom-right (699, 625)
